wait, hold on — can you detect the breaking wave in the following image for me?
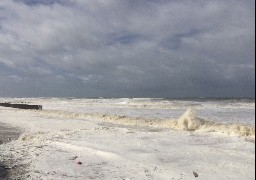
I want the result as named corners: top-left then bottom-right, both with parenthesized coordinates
top-left (35, 108), bottom-right (255, 139)
top-left (166, 108), bottom-right (255, 138)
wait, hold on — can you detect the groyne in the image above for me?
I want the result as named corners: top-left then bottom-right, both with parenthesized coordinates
top-left (0, 102), bottom-right (42, 110)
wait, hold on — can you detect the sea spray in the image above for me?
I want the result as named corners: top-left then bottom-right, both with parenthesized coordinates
top-left (167, 108), bottom-right (204, 131)
top-left (167, 108), bottom-right (255, 138)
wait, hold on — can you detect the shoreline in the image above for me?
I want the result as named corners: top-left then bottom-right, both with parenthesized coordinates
top-left (0, 123), bottom-right (24, 179)
top-left (0, 99), bottom-right (255, 179)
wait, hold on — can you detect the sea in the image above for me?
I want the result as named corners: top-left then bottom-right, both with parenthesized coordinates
top-left (0, 97), bottom-right (254, 138)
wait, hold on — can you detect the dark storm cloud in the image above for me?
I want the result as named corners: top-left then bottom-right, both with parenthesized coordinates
top-left (13, 0), bottom-right (63, 6)
top-left (0, 0), bottom-right (254, 97)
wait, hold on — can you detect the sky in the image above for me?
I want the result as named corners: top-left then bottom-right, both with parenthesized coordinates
top-left (0, 0), bottom-right (255, 98)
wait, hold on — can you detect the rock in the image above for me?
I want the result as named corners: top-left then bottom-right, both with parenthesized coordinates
top-left (193, 171), bottom-right (198, 177)
top-left (77, 161), bottom-right (82, 165)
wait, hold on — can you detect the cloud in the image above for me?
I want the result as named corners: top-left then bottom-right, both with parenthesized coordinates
top-left (0, 0), bottom-right (254, 97)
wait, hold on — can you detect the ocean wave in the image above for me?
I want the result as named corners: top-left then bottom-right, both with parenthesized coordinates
top-left (35, 108), bottom-right (255, 139)
top-left (166, 108), bottom-right (255, 138)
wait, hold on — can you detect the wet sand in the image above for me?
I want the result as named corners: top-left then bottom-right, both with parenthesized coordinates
top-left (0, 123), bottom-right (22, 144)
top-left (0, 123), bottom-right (23, 179)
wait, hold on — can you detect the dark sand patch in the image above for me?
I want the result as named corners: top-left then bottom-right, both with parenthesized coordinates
top-left (0, 123), bottom-right (22, 144)
top-left (0, 123), bottom-right (25, 179)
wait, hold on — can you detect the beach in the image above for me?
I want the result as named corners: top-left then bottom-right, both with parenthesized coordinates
top-left (0, 122), bottom-right (24, 179)
top-left (1, 0), bottom-right (254, 179)
top-left (0, 123), bottom-right (22, 144)
top-left (0, 98), bottom-right (255, 179)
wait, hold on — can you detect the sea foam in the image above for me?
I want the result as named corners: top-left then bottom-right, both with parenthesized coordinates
top-left (34, 108), bottom-right (255, 139)
top-left (167, 108), bottom-right (255, 138)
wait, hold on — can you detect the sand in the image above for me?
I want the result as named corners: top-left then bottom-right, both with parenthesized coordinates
top-left (0, 123), bottom-right (25, 179)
